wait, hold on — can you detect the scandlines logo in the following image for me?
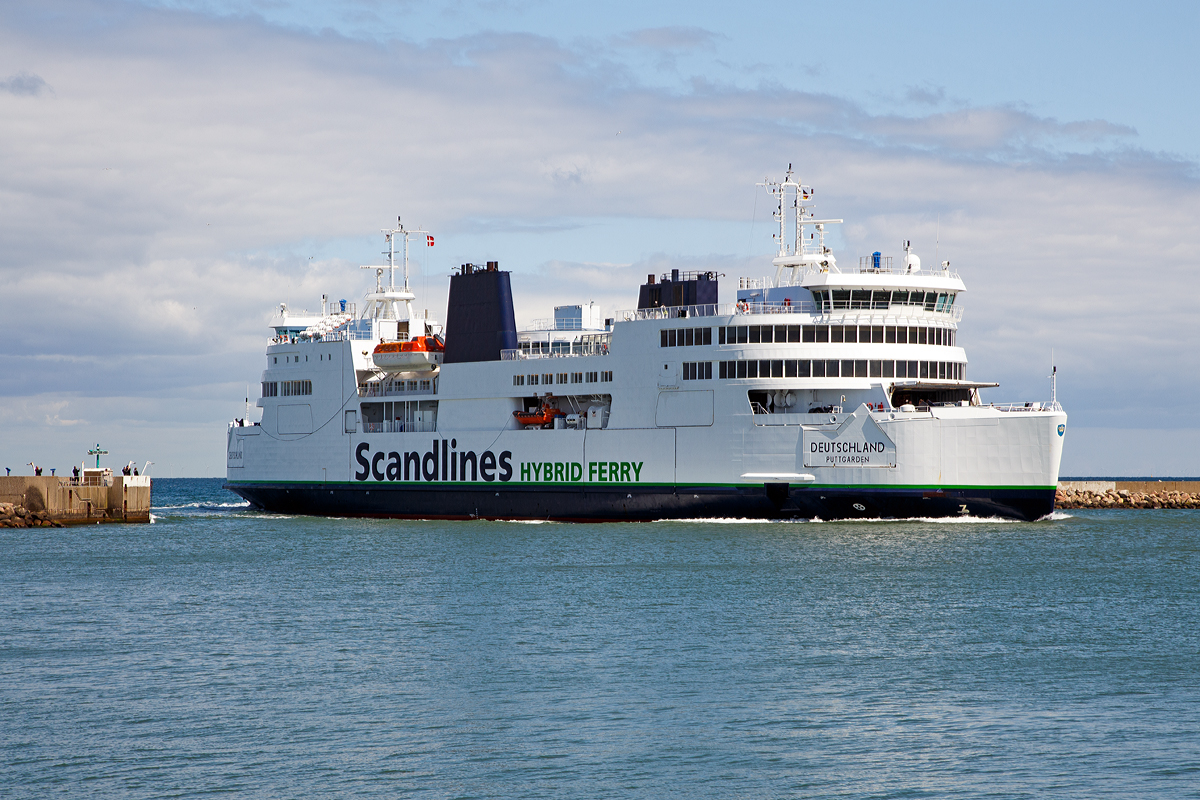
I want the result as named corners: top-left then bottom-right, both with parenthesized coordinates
top-left (356, 440), bottom-right (511, 483)
top-left (354, 441), bottom-right (644, 484)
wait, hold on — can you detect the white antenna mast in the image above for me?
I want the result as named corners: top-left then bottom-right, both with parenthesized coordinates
top-left (758, 164), bottom-right (842, 286)
top-left (360, 216), bottom-right (431, 321)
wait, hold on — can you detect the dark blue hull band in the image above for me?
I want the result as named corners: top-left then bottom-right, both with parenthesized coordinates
top-left (224, 482), bottom-right (1056, 522)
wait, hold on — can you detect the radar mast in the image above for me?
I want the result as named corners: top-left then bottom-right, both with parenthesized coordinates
top-left (360, 217), bottom-right (431, 321)
top-left (758, 165), bottom-right (842, 287)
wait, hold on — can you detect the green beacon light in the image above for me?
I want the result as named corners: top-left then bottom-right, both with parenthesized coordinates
top-left (88, 443), bottom-right (109, 468)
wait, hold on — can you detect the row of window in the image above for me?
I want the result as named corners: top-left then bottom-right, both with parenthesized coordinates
top-left (719, 324), bottom-right (957, 346)
top-left (261, 380), bottom-right (313, 397)
top-left (659, 327), bottom-right (714, 348)
top-left (810, 289), bottom-right (957, 312)
top-left (677, 360), bottom-right (965, 381)
top-left (660, 324), bottom-right (960, 347)
top-left (513, 371), bottom-right (613, 387)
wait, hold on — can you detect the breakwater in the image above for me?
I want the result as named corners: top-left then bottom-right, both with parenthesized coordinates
top-left (0, 475), bottom-right (152, 526)
top-left (1056, 481), bottom-right (1200, 510)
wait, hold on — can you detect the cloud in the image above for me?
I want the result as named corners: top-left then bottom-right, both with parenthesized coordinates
top-left (0, 0), bottom-right (1197, 475)
top-left (0, 70), bottom-right (49, 95)
top-left (904, 85), bottom-right (945, 106)
top-left (613, 26), bottom-right (723, 52)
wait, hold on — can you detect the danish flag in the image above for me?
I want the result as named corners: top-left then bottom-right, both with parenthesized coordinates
top-left (426, 235), bottom-right (434, 247)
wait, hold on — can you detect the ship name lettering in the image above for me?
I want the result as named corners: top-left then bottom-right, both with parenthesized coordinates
top-left (354, 441), bottom-right (513, 483)
top-left (809, 441), bottom-right (886, 454)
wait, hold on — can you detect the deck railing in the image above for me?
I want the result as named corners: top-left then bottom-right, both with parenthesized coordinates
top-left (358, 378), bottom-right (438, 397)
top-left (617, 301), bottom-right (963, 322)
top-left (739, 266), bottom-right (961, 286)
top-left (362, 419), bottom-right (437, 433)
top-left (503, 336), bottom-right (611, 360)
top-left (989, 402), bottom-right (1064, 413)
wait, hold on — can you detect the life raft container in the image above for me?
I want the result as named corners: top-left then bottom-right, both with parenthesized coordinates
top-left (372, 335), bottom-right (445, 375)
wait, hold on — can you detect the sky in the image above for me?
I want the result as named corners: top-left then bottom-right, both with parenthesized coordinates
top-left (1, 0), bottom-right (1198, 477)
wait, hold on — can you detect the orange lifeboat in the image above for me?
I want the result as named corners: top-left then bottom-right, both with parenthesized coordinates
top-left (514, 400), bottom-right (566, 428)
top-left (372, 335), bottom-right (444, 375)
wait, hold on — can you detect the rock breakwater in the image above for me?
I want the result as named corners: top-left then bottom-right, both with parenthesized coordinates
top-left (0, 501), bottom-right (64, 527)
top-left (1056, 487), bottom-right (1200, 510)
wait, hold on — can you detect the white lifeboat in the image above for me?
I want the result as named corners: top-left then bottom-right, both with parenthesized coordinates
top-left (372, 335), bottom-right (444, 376)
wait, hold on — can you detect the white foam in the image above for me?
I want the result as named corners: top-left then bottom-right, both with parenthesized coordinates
top-left (653, 517), bottom-right (808, 524)
top-left (152, 501), bottom-right (251, 511)
top-left (805, 514), bottom-right (1020, 524)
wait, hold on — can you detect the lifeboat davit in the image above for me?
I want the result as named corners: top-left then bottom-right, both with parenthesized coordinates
top-left (513, 400), bottom-right (566, 428)
top-left (372, 335), bottom-right (445, 375)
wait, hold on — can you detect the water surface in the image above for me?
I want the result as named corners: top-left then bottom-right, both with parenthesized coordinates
top-left (2, 478), bottom-right (1197, 798)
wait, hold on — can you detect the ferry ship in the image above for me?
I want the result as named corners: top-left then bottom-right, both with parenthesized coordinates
top-left (225, 169), bottom-right (1066, 521)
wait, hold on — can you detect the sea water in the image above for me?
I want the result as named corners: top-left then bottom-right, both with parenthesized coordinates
top-left (2, 478), bottom-right (1197, 798)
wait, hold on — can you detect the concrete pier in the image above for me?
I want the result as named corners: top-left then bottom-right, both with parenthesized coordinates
top-left (0, 475), bottom-right (152, 526)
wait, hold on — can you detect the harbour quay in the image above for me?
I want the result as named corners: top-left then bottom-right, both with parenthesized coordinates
top-left (1056, 481), bottom-right (1200, 509)
top-left (0, 475), bottom-right (152, 527)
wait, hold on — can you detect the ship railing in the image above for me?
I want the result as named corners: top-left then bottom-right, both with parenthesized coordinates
top-left (502, 339), bottom-right (611, 360)
top-left (809, 305), bottom-right (965, 323)
top-left (358, 378), bottom-right (438, 398)
top-left (617, 301), bottom-right (963, 321)
top-left (311, 329), bottom-right (377, 342)
top-left (362, 419), bottom-right (437, 433)
top-left (814, 302), bottom-right (963, 320)
top-left (741, 266), bottom-right (962, 288)
top-left (525, 318), bottom-right (603, 331)
top-left (989, 401), bottom-right (1063, 413)
top-left (269, 329), bottom-right (376, 346)
top-left (620, 303), bottom-right (728, 320)
top-left (856, 264), bottom-right (961, 279)
top-left (751, 404), bottom-right (843, 417)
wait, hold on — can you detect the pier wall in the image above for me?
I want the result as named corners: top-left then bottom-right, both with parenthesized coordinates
top-left (1112, 481), bottom-right (1200, 494)
top-left (0, 476), bottom-right (152, 524)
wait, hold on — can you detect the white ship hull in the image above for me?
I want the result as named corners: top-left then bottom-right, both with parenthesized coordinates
top-left (226, 320), bottom-right (1064, 522)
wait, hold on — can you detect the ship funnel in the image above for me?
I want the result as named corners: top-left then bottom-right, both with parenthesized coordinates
top-left (443, 264), bottom-right (518, 363)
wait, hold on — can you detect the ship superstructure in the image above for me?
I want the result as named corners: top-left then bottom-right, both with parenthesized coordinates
top-left (226, 171), bottom-right (1066, 521)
